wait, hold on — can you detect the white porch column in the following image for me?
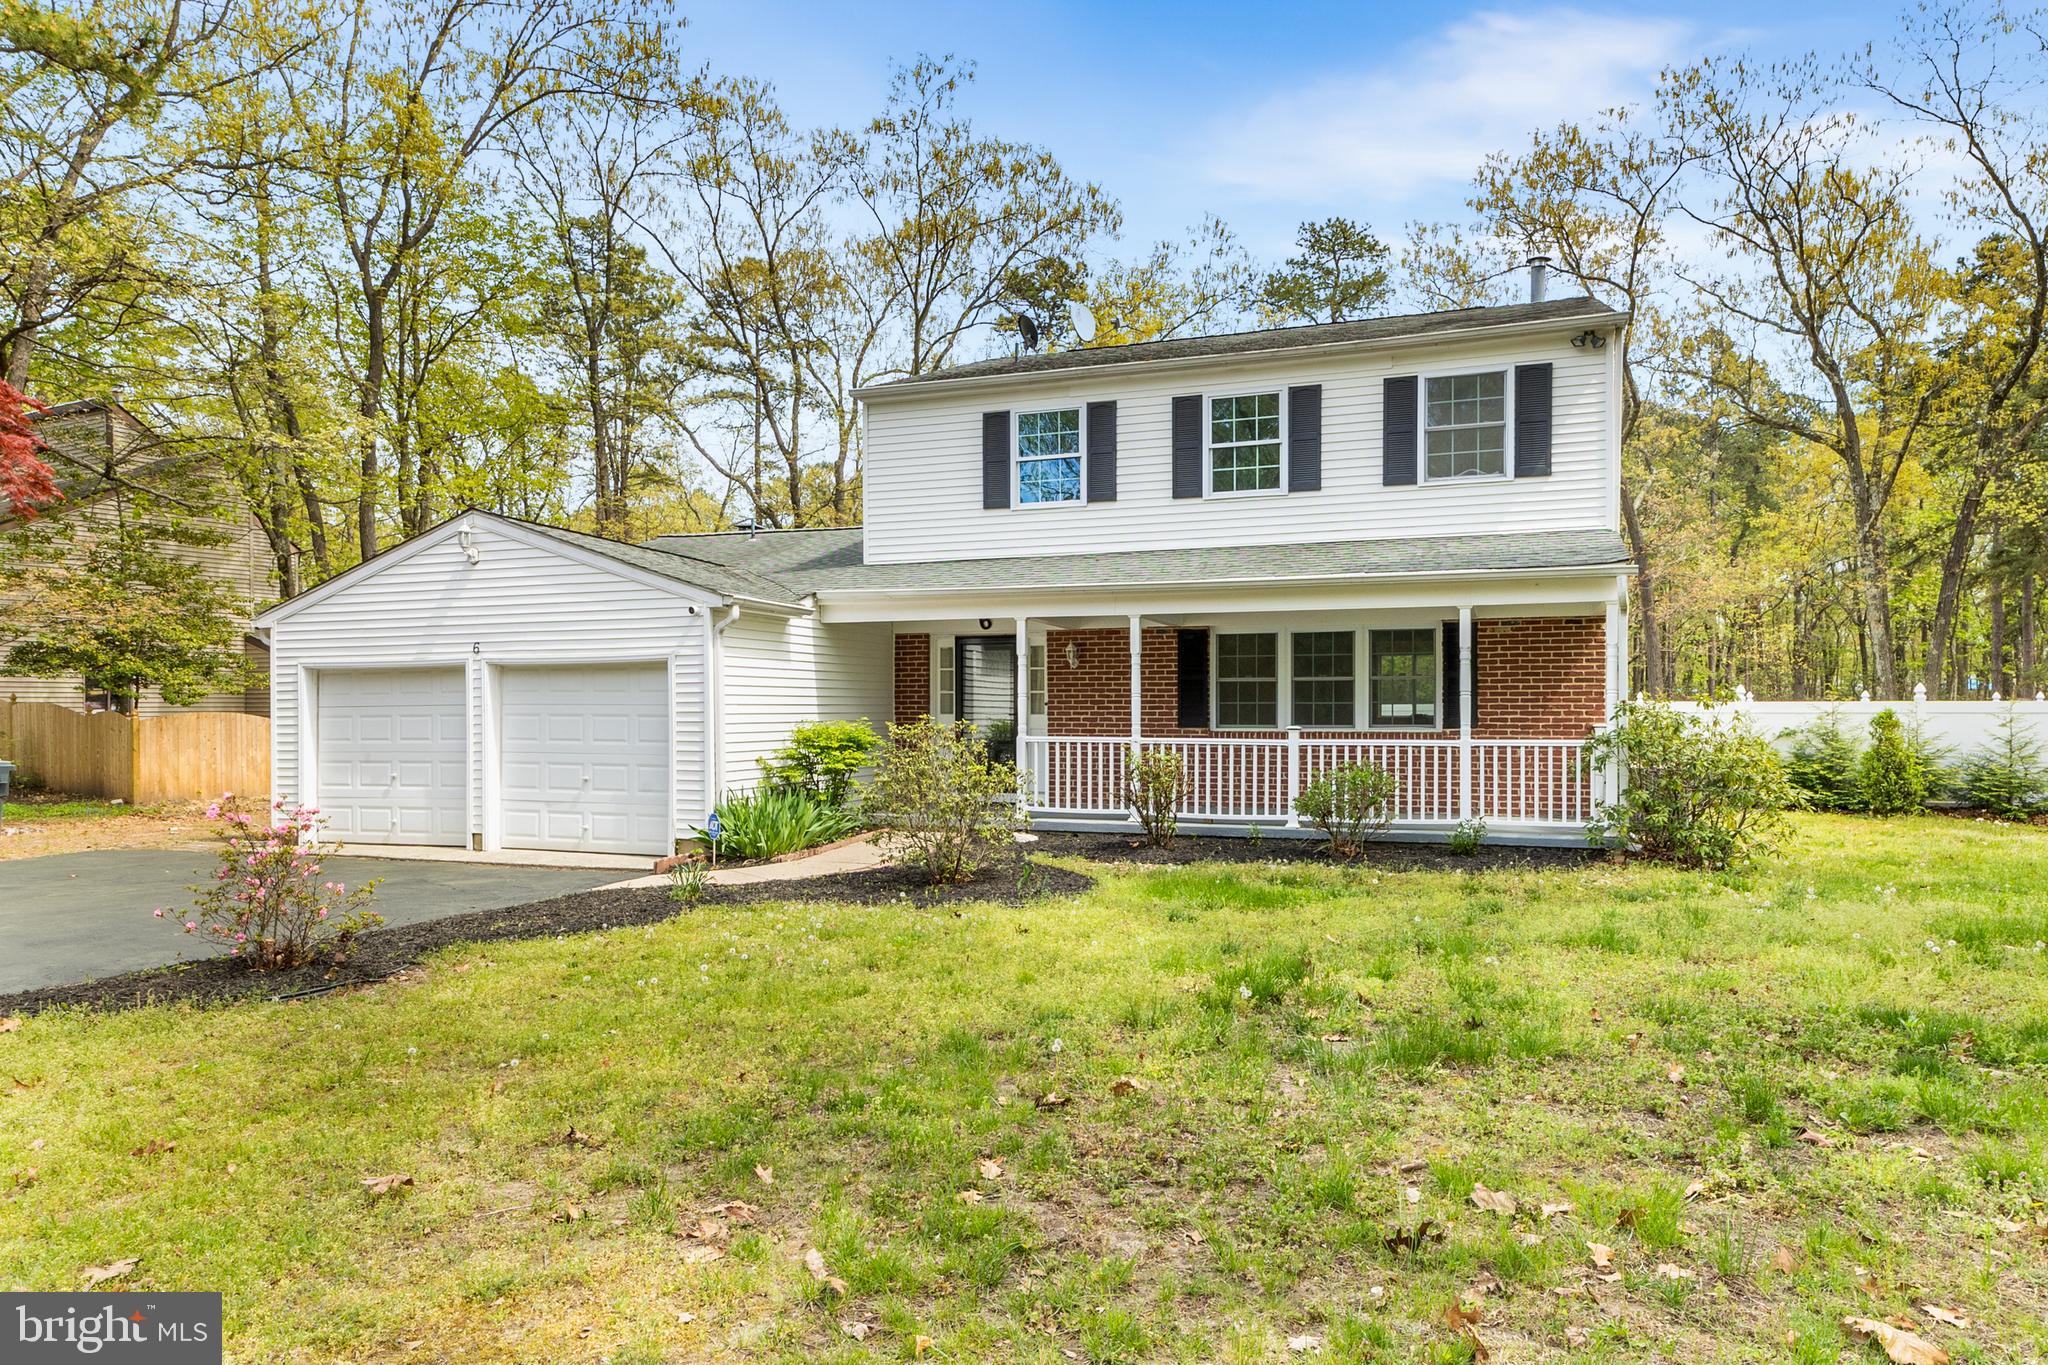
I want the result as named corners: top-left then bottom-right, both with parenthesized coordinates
top-left (1127, 614), bottom-right (1143, 744)
top-left (1459, 606), bottom-right (1474, 822)
top-left (1015, 615), bottom-right (1031, 803)
top-left (1604, 596), bottom-right (1622, 719)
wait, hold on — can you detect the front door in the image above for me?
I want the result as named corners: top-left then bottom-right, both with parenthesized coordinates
top-left (955, 636), bottom-right (1018, 764)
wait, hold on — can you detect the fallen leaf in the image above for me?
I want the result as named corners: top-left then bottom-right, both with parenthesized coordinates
top-left (803, 1246), bottom-right (848, 1295)
top-left (707, 1199), bottom-right (759, 1224)
top-left (80, 1258), bottom-right (138, 1290)
top-left (1855, 1266), bottom-right (1881, 1294)
top-left (1842, 1316), bottom-right (1949, 1365)
top-left (130, 1137), bottom-right (175, 1158)
top-left (978, 1157), bottom-right (1003, 1180)
top-left (957, 1189), bottom-right (985, 1204)
top-left (1468, 1183), bottom-right (1517, 1215)
top-left (914, 1333), bottom-right (933, 1357)
top-left (754, 1163), bottom-right (774, 1186)
top-left (362, 1173), bottom-right (414, 1197)
top-left (1465, 1271), bottom-right (1504, 1301)
top-left (1798, 1128), bottom-right (1838, 1149)
top-left (1383, 1220), bottom-right (1444, 1254)
top-left (1667, 1064), bottom-right (1687, 1084)
top-left (1319, 1031), bottom-right (1353, 1043)
top-left (1771, 1246), bottom-right (1798, 1273)
top-left (1683, 1179), bottom-right (1707, 1201)
top-left (1035, 1090), bottom-right (1070, 1109)
top-left (1654, 1263), bottom-right (1694, 1281)
top-left (841, 1321), bottom-right (874, 1341)
top-left (1918, 1305), bottom-right (1969, 1329)
top-left (561, 1126), bottom-right (606, 1149)
top-left (1109, 1076), bottom-right (1142, 1096)
top-left (1286, 1332), bottom-right (1321, 1352)
top-left (1441, 1300), bottom-right (1491, 1361)
top-left (684, 1218), bottom-right (726, 1243)
top-left (1539, 1201), bottom-right (1574, 1219)
top-left (680, 1243), bottom-right (723, 1265)
top-left (1405, 1185), bottom-right (1421, 1205)
top-left (1587, 1241), bottom-right (1615, 1270)
top-left (0, 1018), bottom-right (20, 1033)
top-left (551, 1202), bottom-right (585, 1223)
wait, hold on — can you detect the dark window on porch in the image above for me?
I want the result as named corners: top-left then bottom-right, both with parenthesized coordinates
top-left (1215, 632), bottom-right (1278, 727)
top-left (1369, 628), bottom-right (1437, 727)
top-left (1291, 631), bottom-right (1355, 728)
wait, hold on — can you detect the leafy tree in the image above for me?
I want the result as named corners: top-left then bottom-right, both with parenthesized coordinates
top-left (4, 523), bottom-right (257, 708)
top-left (1859, 708), bottom-right (1932, 814)
top-left (0, 379), bottom-right (59, 517)
top-left (1256, 217), bottom-right (1391, 324)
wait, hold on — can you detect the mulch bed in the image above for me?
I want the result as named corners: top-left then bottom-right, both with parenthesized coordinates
top-left (1029, 830), bottom-right (1602, 873)
top-left (0, 857), bottom-right (1092, 1018)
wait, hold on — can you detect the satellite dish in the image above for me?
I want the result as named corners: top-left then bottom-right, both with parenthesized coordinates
top-left (1016, 315), bottom-right (1040, 352)
top-left (1067, 300), bottom-right (1098, 344)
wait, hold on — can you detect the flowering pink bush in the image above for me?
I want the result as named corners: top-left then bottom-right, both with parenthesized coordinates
top-left (159, 796), bottom-right (383, 970)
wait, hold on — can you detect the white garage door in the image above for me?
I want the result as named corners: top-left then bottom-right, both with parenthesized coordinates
top-left (316, 668), bottom-right (468, 846)
top-left (499, 663), bottom-right (670, 856)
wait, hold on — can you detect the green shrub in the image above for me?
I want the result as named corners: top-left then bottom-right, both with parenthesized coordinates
top-left (668, 859), bottom-right (710, 904)
top-left (758, 719), bottom-right (879, 808)
top-left (1959, 704), bottom-right (2048, 819)
top-left (861, 718), bottom-right (1025, 884)
top-left (1582, 700), bottom-right (1790, 868)
top-left (1446, 817), bottom-right (1487, 856)
top-left (1859, 708), bottom-right (1933, 814)
top-left (1122, 746), bottom-right (1185, 846)
top-left (1293, 761), bottom-right (1398, 859)
top-left (1784, 710), bottom-right (1863, 810)
top-left (700, 787), bottom-right (857, 862)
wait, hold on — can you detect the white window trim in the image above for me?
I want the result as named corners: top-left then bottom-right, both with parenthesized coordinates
top-left (1202, 388), bottom-right (1288, 500)
top-left (933, 637), bottom-right (956, 720)
top-left (1013, 403), bottom-right (1087, 509)
top-left (1027, 640), bottom-right (1047, 723)
top-left (1365, 626), bottom-right (1444, 731)
top-left (1201, 625), bottom-right (1447, 733)
top-left (1417, 363), bottom-right (1515, 486)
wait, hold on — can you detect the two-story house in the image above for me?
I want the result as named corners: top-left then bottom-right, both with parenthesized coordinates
top-left (254, 287), bottom-right (1633, 856)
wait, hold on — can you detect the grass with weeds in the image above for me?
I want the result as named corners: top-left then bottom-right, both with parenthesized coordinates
top-left (1, 814), bottom-right (2045, 1361)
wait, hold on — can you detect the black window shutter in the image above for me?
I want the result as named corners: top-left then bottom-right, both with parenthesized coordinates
top-left (982, 410), bottom-right (1010, 508)
top-left (1175, 628), bottom-right (1210, 728)
top-left (1171, 395), bottom-right (1203, 499)
top-left (1513, 362), bottom-right (1553, 477)
top-left (1086, 400), bottom-right (1117, 502)
top-left (1288, 384), bottom-right (1322, 492)
top-left (1382, 376), bottom-right (1418, 486)
top-left (1439, 620), bottom-right (1477, 729)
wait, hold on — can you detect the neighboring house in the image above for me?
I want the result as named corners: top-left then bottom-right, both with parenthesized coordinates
top-left (0, 399), bottom-right (273, 716)
top-left (254, 284), bottom-right (1634, 856)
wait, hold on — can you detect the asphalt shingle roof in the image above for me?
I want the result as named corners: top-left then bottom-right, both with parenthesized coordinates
top-left (859, 296), bottom-right (1622, 394)
top-left (638, 526), bottom-right (1631, 597)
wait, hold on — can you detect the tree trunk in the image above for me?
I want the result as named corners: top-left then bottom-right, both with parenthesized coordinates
top-left (1619, 484), bottom-right (1662, 696)
top-left (356, 290), bottom-right (387, 558)
top-left (2022, 571), bottom-right (2038, 688)
top-left (1923, 464), bottom-right (1991, 697)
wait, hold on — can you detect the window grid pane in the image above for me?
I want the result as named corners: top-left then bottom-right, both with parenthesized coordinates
top-left (1369, 628), bottom-right (1437, 727)
top-left (1017, 408), bottom-right (1083, 503)
top-left (1028, 643), bottom-right (1047, 716)
top-left (1291, 631), bottom-right (1356, 728)
top-left (1208, 391), bottom-right (1282, 492)
top-left (1216, 632), bottom-right (1279, 728)
top-left (1423, 372), bottom-right (1507, 479)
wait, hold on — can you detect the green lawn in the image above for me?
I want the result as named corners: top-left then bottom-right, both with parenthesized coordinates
top-left (3, 815), bottom-right (2045, 1362)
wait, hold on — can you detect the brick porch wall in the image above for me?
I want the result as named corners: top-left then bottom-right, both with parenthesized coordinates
top-left (893, 633), bottom-right (930, 725)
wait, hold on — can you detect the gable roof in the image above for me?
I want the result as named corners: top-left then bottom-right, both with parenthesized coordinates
top-left (640, 525), bottom-right (1632, 596)
top-left (510, 518), bottom-right (807, 608)
top-left (856, 296), bottom-right (1623, 396)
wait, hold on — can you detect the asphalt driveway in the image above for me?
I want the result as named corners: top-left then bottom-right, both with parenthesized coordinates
top-left (0, 850), bottom-right (626, 994)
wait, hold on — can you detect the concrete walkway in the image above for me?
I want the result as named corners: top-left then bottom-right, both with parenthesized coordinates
top-left (604, 835), bottom-right (889, 890)
top-left (307, 843), bottom-right (652, 872)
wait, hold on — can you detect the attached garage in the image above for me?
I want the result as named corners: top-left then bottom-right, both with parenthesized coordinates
top-left (314, 667), bottom-right (468, 846)
top-left (497, 662), bottom-right (671, 856)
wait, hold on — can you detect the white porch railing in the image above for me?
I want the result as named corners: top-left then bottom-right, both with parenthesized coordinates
top-left (1021, 733), bottom-right (1610, 827)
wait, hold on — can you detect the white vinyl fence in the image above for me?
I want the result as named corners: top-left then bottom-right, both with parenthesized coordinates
top-left (1673, 686), bottom-right (2048, 761)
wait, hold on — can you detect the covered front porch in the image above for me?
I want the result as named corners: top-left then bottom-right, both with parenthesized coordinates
top-left (828, 570), bottom-right (1629, 845)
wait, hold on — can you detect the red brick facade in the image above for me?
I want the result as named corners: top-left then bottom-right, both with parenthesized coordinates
top-left (893, 633), bottom-right (930, 725)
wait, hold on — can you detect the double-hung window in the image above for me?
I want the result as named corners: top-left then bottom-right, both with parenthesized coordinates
top-left (1209, 392), bottom-right (1282, 493)
top-left (1017, 407), bottom-right (1083, 504)
top-left (1291, 631), bottom-right (1356, 728)
top-left (1215, 632), bottom-right (1279, 727)
top-left (1368, 628), bottom-right (1437, 728)
top-left (1424, 371), bottom-right (1507, 480)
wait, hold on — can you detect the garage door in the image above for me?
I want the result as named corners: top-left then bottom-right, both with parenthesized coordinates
top-left (499, 663), bottom-right (670, 856)
top-left (316, 668), bottom-right (468, 846)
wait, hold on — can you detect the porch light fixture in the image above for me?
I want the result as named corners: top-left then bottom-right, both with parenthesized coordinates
top-left (978, 617), bottom-right (992, 630)
top-left (1065, 641), bottom-right (1080, 668)
top-left (458, 527), bottom-right (481, 566)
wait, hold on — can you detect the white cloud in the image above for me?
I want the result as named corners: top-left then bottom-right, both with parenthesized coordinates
top-left (1200, 7), bottom-right (1698, 209)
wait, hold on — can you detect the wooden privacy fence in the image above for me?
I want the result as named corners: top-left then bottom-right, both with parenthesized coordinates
top-left (0, 700), bottom-right (269, 803)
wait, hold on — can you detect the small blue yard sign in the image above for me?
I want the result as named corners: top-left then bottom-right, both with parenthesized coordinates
top-left (706, 810), bottom-right (722, 839)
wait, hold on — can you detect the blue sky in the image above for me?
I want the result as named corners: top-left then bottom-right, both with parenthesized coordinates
top-left (681, 1), bottom-right (1891, 261)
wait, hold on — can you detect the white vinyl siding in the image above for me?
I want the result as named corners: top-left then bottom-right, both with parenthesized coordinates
top-left (267, 520), bottom-right (713, 848)
top-left (718, 614), bottom-right (893, 796)
top-left (861, 331), bottom-right (1614, 562)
